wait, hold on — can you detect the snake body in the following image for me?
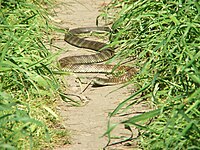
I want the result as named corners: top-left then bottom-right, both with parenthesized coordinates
top-left (59, 27), bottom-right (137, 85)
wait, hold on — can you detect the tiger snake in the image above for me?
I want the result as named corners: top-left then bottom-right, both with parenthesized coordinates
top-left (59, 27), bottom-right (137, 86)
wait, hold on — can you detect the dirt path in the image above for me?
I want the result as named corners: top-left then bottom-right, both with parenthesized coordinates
top-left (51, 0), bottom-right (148, 149)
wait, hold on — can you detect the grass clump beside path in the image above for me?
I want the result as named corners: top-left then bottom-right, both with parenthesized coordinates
top-left (0, 0), bottom-right (69, 149)
top-left (101, 0), bottom-right (200, 149)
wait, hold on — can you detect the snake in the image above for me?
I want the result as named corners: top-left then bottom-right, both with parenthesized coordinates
top-left (58, 27), bottom-right (137, 85)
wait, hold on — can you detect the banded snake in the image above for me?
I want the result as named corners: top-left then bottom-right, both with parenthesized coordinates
top-left (59, 27), bottom-right (137, 85)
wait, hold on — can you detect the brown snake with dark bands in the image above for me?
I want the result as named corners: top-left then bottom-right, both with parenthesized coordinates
top-left (58, 27), bottom-right (137, 85)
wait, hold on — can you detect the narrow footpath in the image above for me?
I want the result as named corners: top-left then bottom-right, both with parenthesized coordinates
top-left (51, 0), bottom-right (148, 149)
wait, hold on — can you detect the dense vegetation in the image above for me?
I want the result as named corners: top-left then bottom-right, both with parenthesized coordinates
top-left (0, 0), bottom-right (69, 149)
top-left (1, 0), bottom-right (199, 149)
top-left (101, 0), bottom-right (200, 149)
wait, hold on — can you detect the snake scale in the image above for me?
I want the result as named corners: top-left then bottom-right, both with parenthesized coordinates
top-left (58, 27), bottom-right (137, 85)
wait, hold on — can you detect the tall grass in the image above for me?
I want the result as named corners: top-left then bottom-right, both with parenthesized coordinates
top-left (100, 0), bottom-right (200, 149)
top-left (0, 0), bottom-right (69, 149)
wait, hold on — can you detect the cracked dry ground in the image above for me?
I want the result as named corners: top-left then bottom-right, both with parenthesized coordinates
top-left (51, 0), bottom-right (150, 149)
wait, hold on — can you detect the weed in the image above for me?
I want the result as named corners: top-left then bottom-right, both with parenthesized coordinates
top-left (0, 0), bottom-right (69, 149)
top-left (101, 0), bottom-right (200, 149)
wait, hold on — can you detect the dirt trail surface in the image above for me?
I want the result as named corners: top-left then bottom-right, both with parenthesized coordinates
top-left (51, 0), bottom-right (149, 149)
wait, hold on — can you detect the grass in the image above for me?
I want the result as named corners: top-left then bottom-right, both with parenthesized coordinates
top-left (99, 0), bottom-right (200, 149)
top-left (0, 0), bottom-right (70, 149)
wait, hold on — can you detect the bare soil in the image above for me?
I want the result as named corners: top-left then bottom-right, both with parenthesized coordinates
top-left (51, 0), bottom-right (149, 149)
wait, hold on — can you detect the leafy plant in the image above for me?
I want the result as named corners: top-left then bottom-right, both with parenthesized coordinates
top-left (0, 0), bottom-right (69, 149)
top-left (101, 0), bottom-right (200, 149)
